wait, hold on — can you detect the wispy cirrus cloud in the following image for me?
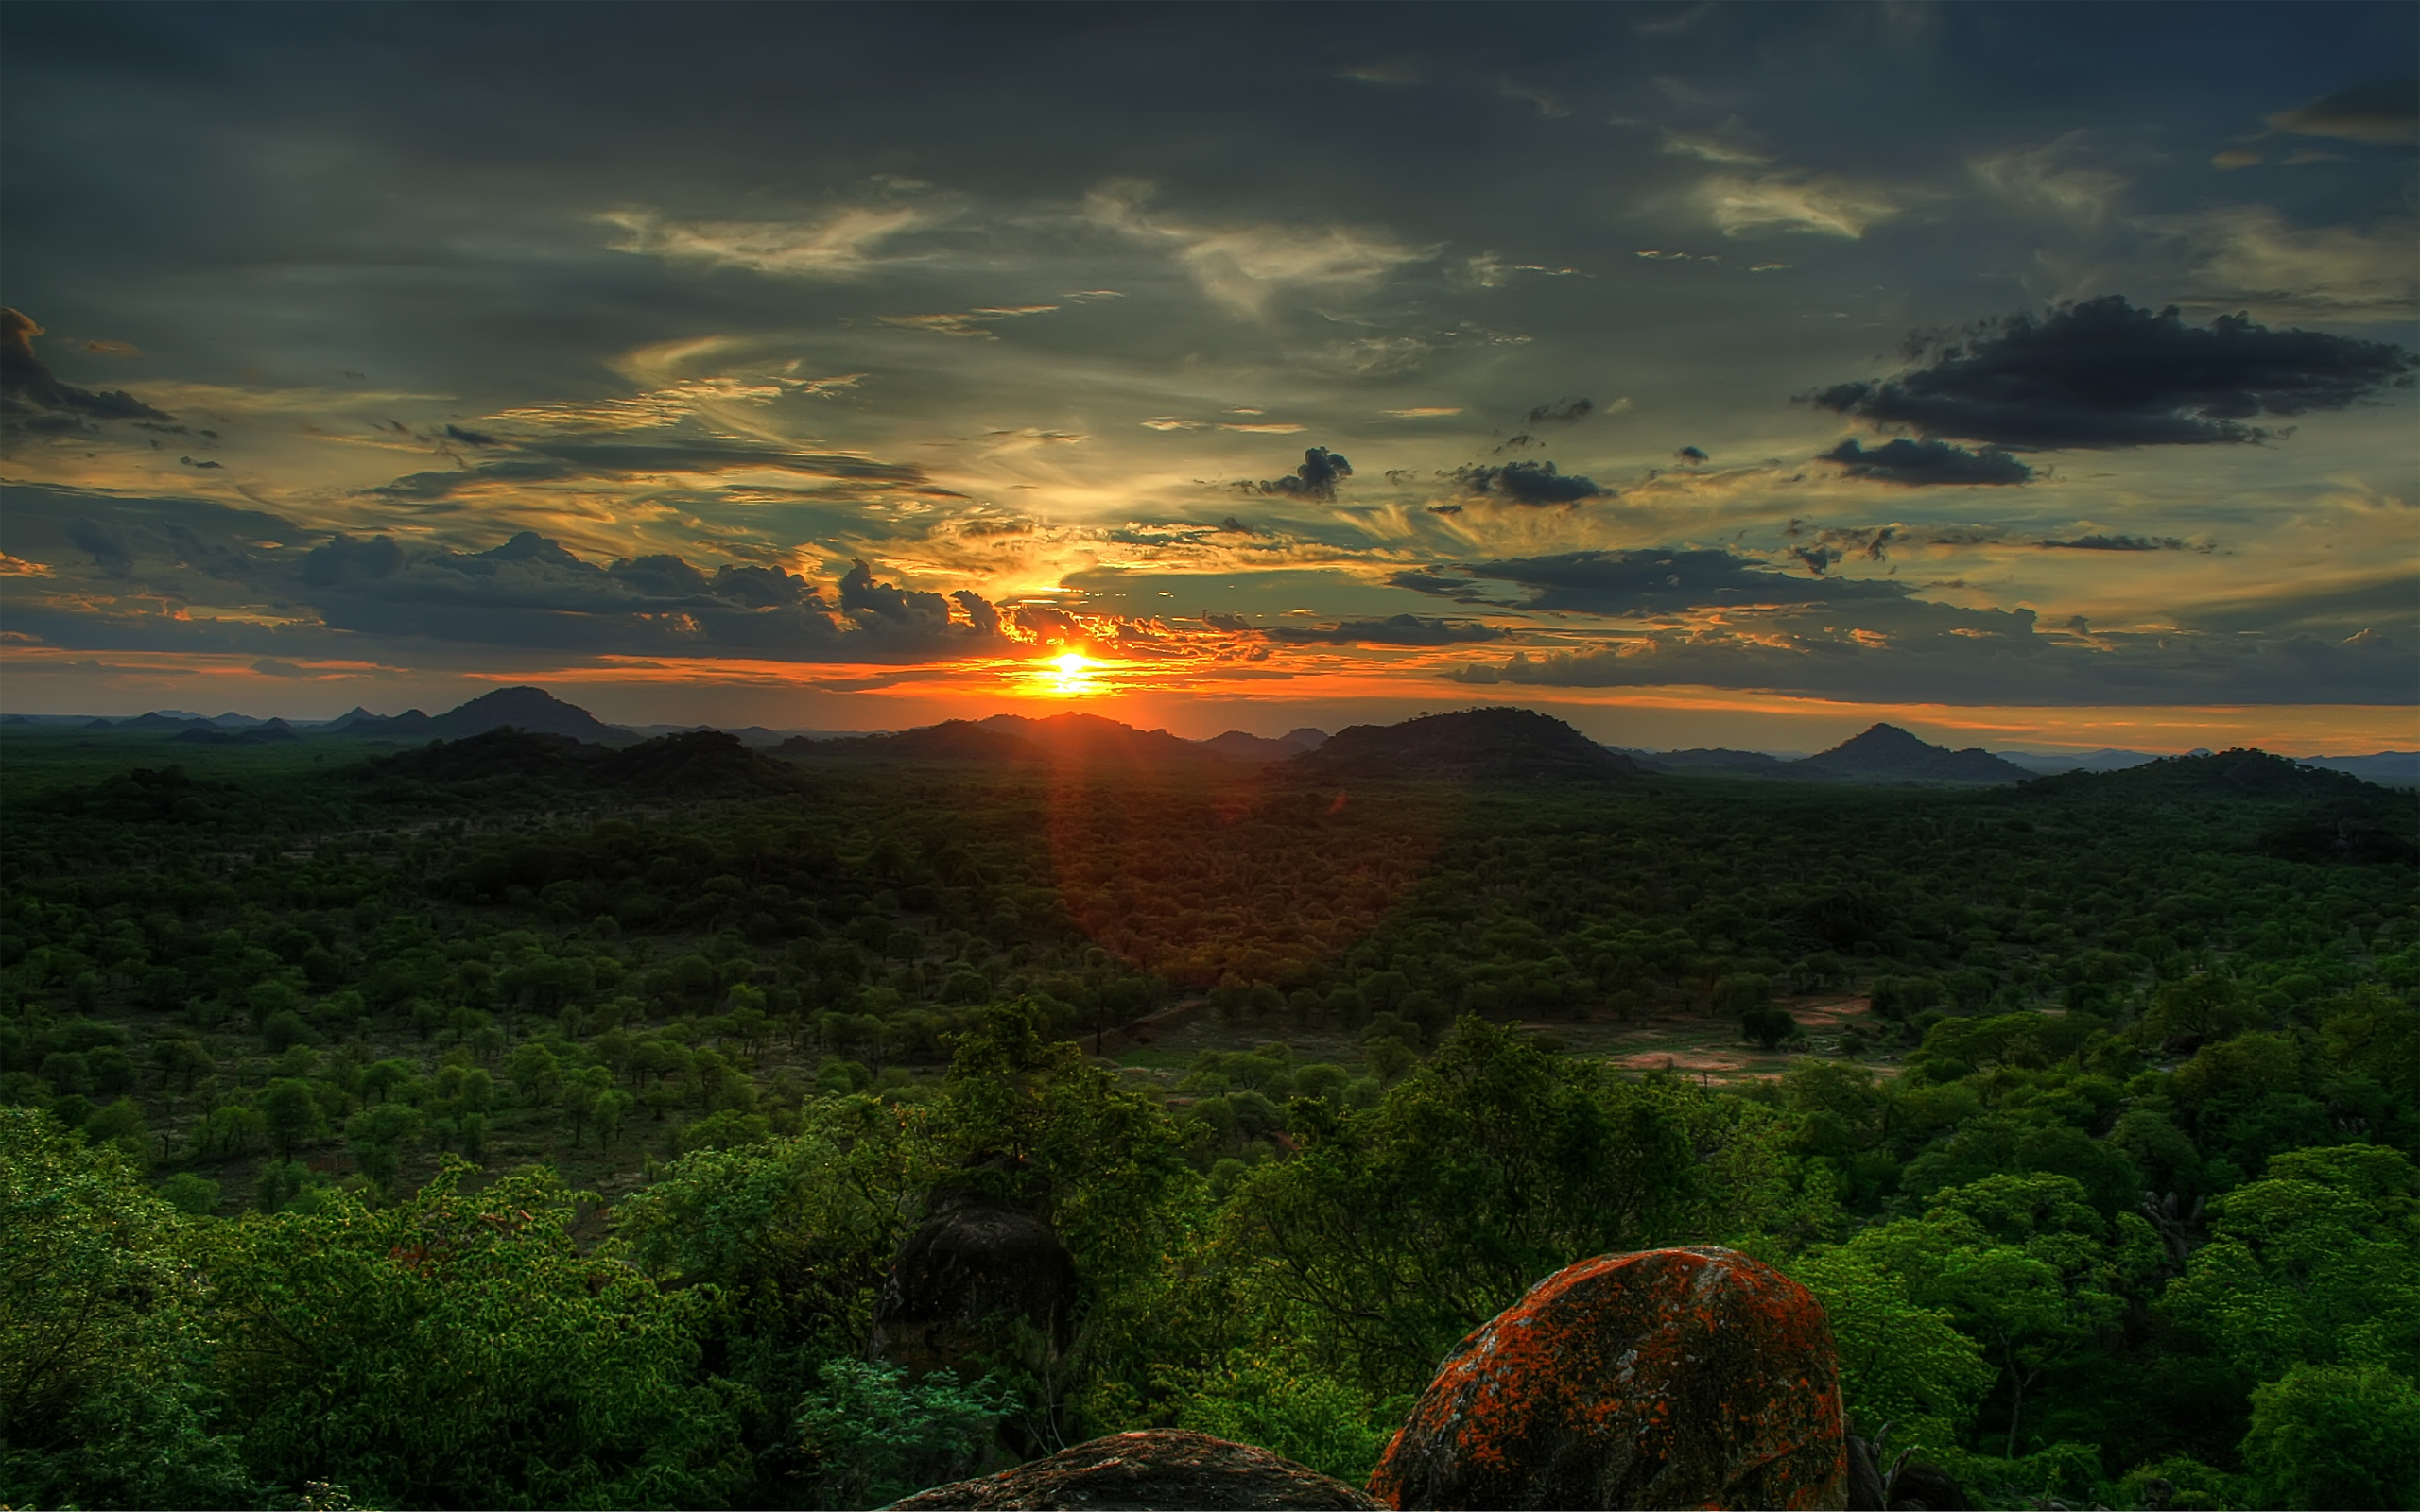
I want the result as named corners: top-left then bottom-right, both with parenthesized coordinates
top-left (599, 202), bottom-right (945, 278)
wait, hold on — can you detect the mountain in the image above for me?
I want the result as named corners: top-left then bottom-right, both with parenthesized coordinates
top-left (783, 720), bottom-right (1043, 764)
top-left (592, 730), bottom-right (810, 795)
top-left (1790, 724), bottom-right (2032, 785)
top-left (1996, 748), bottom-right (2158, 776)
top-left (2024, 747), bottom-right (2390, 803)
top-left (1639, 747), bottom-right (1791, 776)
top-left (426, 687), bottom-right (624, 742)
top-left (2301, 751), bottom-right (2420, 787)
top-left (1291, 707), bottom-right (1641, 782)
top-left (977, 713), bottom-right (1223, 767)
top-left (329, 687), bottom-right (623, 744)
top-left (1196, 727), bottom-right (1329, 762)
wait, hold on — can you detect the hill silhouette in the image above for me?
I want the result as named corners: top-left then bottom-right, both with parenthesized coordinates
top-left (1791, 724), bottom-right (2031, 785)
top-left (2024, 747), bottom-right (2386, 803)
top-left (978, 713), bottom-right (1222, 768)
top-left (1198, 728), bottom-right (1328, 761)
top-left (782, 720), bottom-right (1044, 764)
top-left (1641, 747), bottom-right (1789, 776)
top-left (364, 727), bottom-right (805, 797)
top-left (593, 730), bottom-right (809, 795)
top-left (331, 686), bottom-right (625, 744)
top-left (1291, 707), bottom-right (1640, 782)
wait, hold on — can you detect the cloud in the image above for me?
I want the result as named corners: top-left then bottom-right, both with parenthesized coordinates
top-left (1201, 611), bottom-right (1252, 632)
top-left (1263, 613), bottom-right (1509, 645)
top-left (366, 438), bottom-right (942, 505)
top-left (1807, 295), bottom-right (2417, 448)
top-left (1969, 137), bottom-right (2128, 223)
top-left (878, 304), bottom-right (1060, 338)
top-left (1442, 602), bottom-right (2414, 706)
top-left (1392, 548), bottom-right (1908, 617)
top-left (66, 518), bottom-right (136, 577)
top-left (2171, 206), bottom-right (2419, 324)
top-left (1087, 179), bottom-right (1436, 316)
top-left (2, 308), bottom-right (173, 433)
top-left (1821, 437), bottom-right (2033, 486)
top-left (2039, 534), bottom-right (2185, 551)
top-left (599, 204), bottom-right (939, 278)
top-left (1245, 446), bottom-right (1353, 502)
top-left (1384, 406), bottom-right (1462, 418)
top-left (251, 658), bottom-right (310, 678)
top-left (1661, 128), bottom-right (1769, 164)
top-left (2265, 77), bottom-right (2418, 145)
top-left (1693, 173), bottom-right (1898, 238)
top-left (486, 372), bottom-right (863, 435)
top-left (1524, 396), bottom-right (1596, 425)
top-left (1676, 445), bottom-right (1709, 463)
top-left (1447, 459), bottom-right (1607, 506)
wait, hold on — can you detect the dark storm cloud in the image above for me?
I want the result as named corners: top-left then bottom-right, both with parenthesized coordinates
top-left (1445, 602), bottom-right (2413, 706)
top-left (1676, 446), bottom-right (1709, 463)
top-left (1821, 437), bottom-right (2033, 486)
top-left (1392, 548), bottom-right (1908, 617)
top-left (1447, 459), bottom-right (1606, 506)
top-left (1263, 613), bottom-right (1509, 645)
top-left (1, 308), bottom-right (172, 432)
top-left (1807, 296), bottom-right (2417, 449)
top-left (2266, 77), bottom-right (2418, 144)
top-left (1245, 447), bottom-right (1353, 503)
top-left (1524, 396), bottom-right (1595, 425)
top-left (65, 518), bottom-right (135, 577)
top-left (2040, 534), bottom-right (2186, 552)
top-left (4, 486), bottom-right (1008, 663)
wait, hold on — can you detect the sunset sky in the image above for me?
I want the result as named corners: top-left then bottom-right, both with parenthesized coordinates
top-left (2, 3), bottom-right (2414, 751)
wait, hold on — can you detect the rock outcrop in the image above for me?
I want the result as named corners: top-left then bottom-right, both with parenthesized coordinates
top-left (1369, 1246), bottom-right (1847, 1510)
top-left (887, 1430), bottom-right (1381, 1509)
top-left (873, 1197), bottom-right (1080, 1383)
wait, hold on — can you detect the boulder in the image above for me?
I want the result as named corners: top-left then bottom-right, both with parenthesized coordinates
top-left (874, 1197), bottom-right (1079, 1383)
top-left (1369, 1246), bottom-right (1846, 1510)
top-left (887, 1429), bottom-right (1382, 1509)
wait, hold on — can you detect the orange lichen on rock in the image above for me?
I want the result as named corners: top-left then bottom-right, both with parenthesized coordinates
top-left (1368, 1246), bottom-right (1847, 1511)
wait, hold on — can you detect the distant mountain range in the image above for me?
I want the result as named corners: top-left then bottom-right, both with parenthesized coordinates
top-left (7, 693), bottom-right (2413, 787)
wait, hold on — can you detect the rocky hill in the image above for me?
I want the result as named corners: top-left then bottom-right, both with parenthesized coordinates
top-left (1290, 707), bottom-right (1641, 782)
top-left (1790, 723), bottom-right (2033, 785)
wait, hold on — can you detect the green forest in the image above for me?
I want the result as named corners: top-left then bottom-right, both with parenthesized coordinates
top-left (4, 723), bottom-right (2416, 1511)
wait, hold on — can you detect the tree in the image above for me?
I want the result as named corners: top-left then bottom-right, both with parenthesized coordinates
top-left (2163, 1144), bottom-right (2420, 1383)
top-left (1741, 1003), bottom-right (1797, 1051)
top-left (1842, 1173), bottom-right (2158, 1458)
top-left (1789, 1247), bottom-right (1995, 1459)
top-left (794, 1358), bottom-right (1009, 1509)
top-left (2239, 1364), bottom-right (2420, 1511)
top-left (342, 1102), bottom-right (422, 1193)
top-left (258, 1077), bottom-right (328, 1159)
top-left (203, 1159), bottom-right (745, 1508)
top-left (0, 1108), bottom-right (254, 1508)
top-left (1219, 1017), bottom-right (1710, 1394)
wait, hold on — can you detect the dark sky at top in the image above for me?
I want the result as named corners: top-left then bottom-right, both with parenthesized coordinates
top-left (2, 3), bottom-right (2413, 747)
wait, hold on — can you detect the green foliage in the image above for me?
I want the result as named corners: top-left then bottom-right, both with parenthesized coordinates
top-left (1789, 1247), bottom-right (1994, 1458)
top-left (3, 727), bottom-right (2413, 1503)
top-left (0, 1107), bottom-right (256, 1509)
top-left (2164, 1144), bottom-right (2420, 1382)
top-left (2239, 1364), bottom-right (2420, 1511)
top-left (205, 1159), bottom-right (746, 1507)
top-left (792, 1359), bottom-right (1010, 1510)
top-left (1176, 1350), bottom-right (1398, 1485)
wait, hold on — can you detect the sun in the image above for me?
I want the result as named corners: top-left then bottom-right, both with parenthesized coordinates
top-left (1041, 650), bottom-right (1101, 697)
